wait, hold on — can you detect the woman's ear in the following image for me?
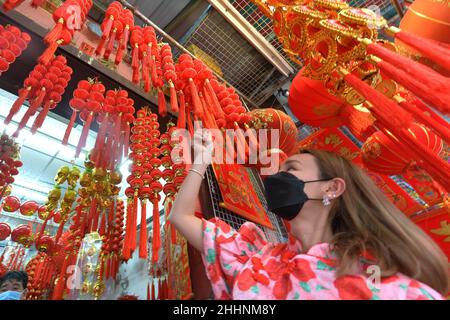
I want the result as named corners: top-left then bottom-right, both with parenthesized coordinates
top-left (323, 178), bottom-right (346, 199)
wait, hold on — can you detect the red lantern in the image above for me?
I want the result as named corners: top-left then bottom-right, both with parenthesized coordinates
top-left (11, 224), bottom-right (33, 247)
top-left (2, 195), bottom-right (20, 212)
top-left (35, 235), bottom-right (55, 254)
top-left (288, 68), bottom-right (346, 127)
top-left (20, 200), bottom-right (39, 216)
top-left (0, 222), bottom-right (11, 241)
top-left (361, 123), bottom-right (443, 175)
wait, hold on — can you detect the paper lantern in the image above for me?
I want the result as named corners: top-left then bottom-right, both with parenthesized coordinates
top-left (35, 235), bottom-right (55, 254)
top-left (361, 123), bottom-right (443, 175)
top-left (399, 0), bottom-right (450, 45)
top-left (288, 68), bottom-right (346, 127)
top-left (11, 224), bottom-right (33, 246)
top-left (2, 195), bottom-right (20, 212)
top-left (20, 200), bottom-right (39, 216)
top-left (249, 108), bottom-right (298, 156)
top-left (0, 222), bottom-right (11, 240)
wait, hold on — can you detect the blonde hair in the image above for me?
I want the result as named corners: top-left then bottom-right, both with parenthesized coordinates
top-left (303, 149), bottom-right (450, 295)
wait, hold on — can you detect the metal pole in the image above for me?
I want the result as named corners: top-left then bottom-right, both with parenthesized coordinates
top-left (118, 0), bottom-right (259, 109)
top-left (390, 0), bottom-right (405, 18)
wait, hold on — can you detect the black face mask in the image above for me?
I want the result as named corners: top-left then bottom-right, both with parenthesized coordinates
top-left (263, 171), bottom-right (329, 221)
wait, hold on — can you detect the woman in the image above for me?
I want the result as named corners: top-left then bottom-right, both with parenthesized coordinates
top-left (169, 130), bottom-right (449, 300)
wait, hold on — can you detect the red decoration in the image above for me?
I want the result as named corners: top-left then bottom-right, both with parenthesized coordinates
top-left (0, 133), bottom-right (22, 196)
top-left (289, 68), bottom-right (346, 127)
top-left (62, 78), bottom-right (105, 158)
top-left (11, 224), bottom-right (33, 247)
top-left (19, 200), bottom-right (39, 216)
top-left (212, 163), bottom-right (273, 229)
top-left (2, 196), bottom-right (20, 212)
top-left (0, 24), bottom-right (30, 75)
top-left (5, 55), bottom-right (72, 136)
top-left (95, 2), bottom-right (134, 65)
top-left (0, 222), bottom-right (11, 241)
top-left (39, 0), bottom-right (93, 65)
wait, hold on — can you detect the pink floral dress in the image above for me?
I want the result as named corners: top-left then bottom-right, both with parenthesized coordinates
top-left (200, 218), bottom-right (444, 300)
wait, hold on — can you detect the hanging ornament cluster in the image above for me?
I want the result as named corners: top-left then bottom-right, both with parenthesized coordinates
top-left (0, 24), bottom-right (30, 75)
top-left (25, 235), bottom-right (58, 300)
top-left (123, 107), bottom-right (162, 261)
top-left (5, 55), bottom-right (72, 136)
top-left (130, 26), bottom-right (158, 93)
top-left (95, 1), bottom-right (134, 65)
top-left (91, 88), bottom-right (135, 170)
top-left (161, 43), bottom-right (178, 115)
top-left (63, 78), bottom-right (105, 157)
top-left (0, 133), bottom-right (21, 199)
top-left (43, 165), bottom-right (80, 244)
top-left (38, 0), bottom-right (92, 65)
top-left (99, 199), bottom-right (124, 281)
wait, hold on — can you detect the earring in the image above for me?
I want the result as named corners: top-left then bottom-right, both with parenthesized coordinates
top-left (322, 194), bottom-right (331, 206)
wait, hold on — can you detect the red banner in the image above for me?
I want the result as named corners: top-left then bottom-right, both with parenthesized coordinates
top-left (212, 163), bottom-right (273, 229)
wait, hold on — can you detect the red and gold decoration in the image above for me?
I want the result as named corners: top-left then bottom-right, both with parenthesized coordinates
top-left (4, 55), bottom-right (72, 136)
top-left (95, 1), bottom-right (134, 65)
top-left (0, 24), bottom-right (30, 75)
top-left (0, 133), bottom-right (22, 200)
top-left (39, 0), bottom-right (93, 65)
top-left (212, 163), bottom-right (273, 229)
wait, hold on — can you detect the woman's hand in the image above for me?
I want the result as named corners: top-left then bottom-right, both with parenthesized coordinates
top-left (192, 127), bottom-right (214, 166)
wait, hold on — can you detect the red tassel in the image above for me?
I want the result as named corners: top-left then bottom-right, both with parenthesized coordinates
top-left (121, 26), bottom-right (130, 50)
top-left (31, 0), bottom-right (45, 7)
top-left (104, 30), bottom-right (117, 60)
top-left (397, 97), bottom-right (450, 145)
top-left (393, 29), bottom-right (450, 73)
top-left (139, 200), bottom-right (148, 259)
top-left (152, 199), bottom-right (160, 264)
top-left (62, 111), bottom-right (78, 145)
top-left (102, 17), bottom-right (114, 41)
top-left (90, 199), bottom-right (99, 232)
top-left (234, 122), bottom-right (248, 163)
top-left (122, 200), bottom-right (133, 260)
top-left (95, 37), bottom-right (107, 56)
top-left (31, 99), bottom-right (52, 133)
top-left (177, 91), bottom-right (186, 129)
top-left (52, 256), bottom-right (69, 300)
top-left (189, 79), bottom-right (203, 118)
top-left (157, 279), bottom-right (162, 300)
top-left (55, 219), bottom-right (66, 243)
top-left (13, 104), bottom-right (40, 137)
top-left (169, 82), bottom-right (179, 113)
top-left (342, 72), bottom-right (413, 128)
top-left (130, 194), bottom-right (138, 252)
top-left (99, 212), bottom-right (106, 236)
top-left (151, 280), bottom-right (156, 300)
top-left (93, 114), bottom-right (110, 165)
top-left (115, 46), bottom-right (125, 65)
top-left (158, 89), bottom-right (167, 117)
top-left (132, 68), bottom-right (140, 84)
top-left (366, 43), bottom-right (450, 114)
top-left (205, 79), bottom-right (224, 118)
top-left (44, 20), bottom-right (63, 45)
top-left (5, 88), bottom-right (30, 124)
top-left (131, 45), bottom-right (139, 70)
top-left (186, 110), bottom-right (194, 136)
top-left (147, 282), bottom-right (151, 300)
top-left (38, 41), bottom-right (59, 65)
top-left (75, 112), bottom-right (94, 158)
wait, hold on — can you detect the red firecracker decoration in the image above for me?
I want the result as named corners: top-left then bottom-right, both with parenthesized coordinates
top-left (95, 1), bottom-right (134, 64)
top-left (0, 24), bottom-right (30, 75)
top-left (62, 78), bottom-right (105, 158)
top-left (0, 134), bottom-right (22, 199)
top-left (39, 0), bottom-right (93, 65)
top-left (5, 55), bottom-right (72, 136)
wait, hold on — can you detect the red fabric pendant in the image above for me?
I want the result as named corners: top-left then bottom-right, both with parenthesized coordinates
top-left (139, 200), bottom-right (148, 258)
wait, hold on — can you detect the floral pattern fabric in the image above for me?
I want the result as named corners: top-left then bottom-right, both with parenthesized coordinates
top-left (200, 218), bottom-right (444, 300)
